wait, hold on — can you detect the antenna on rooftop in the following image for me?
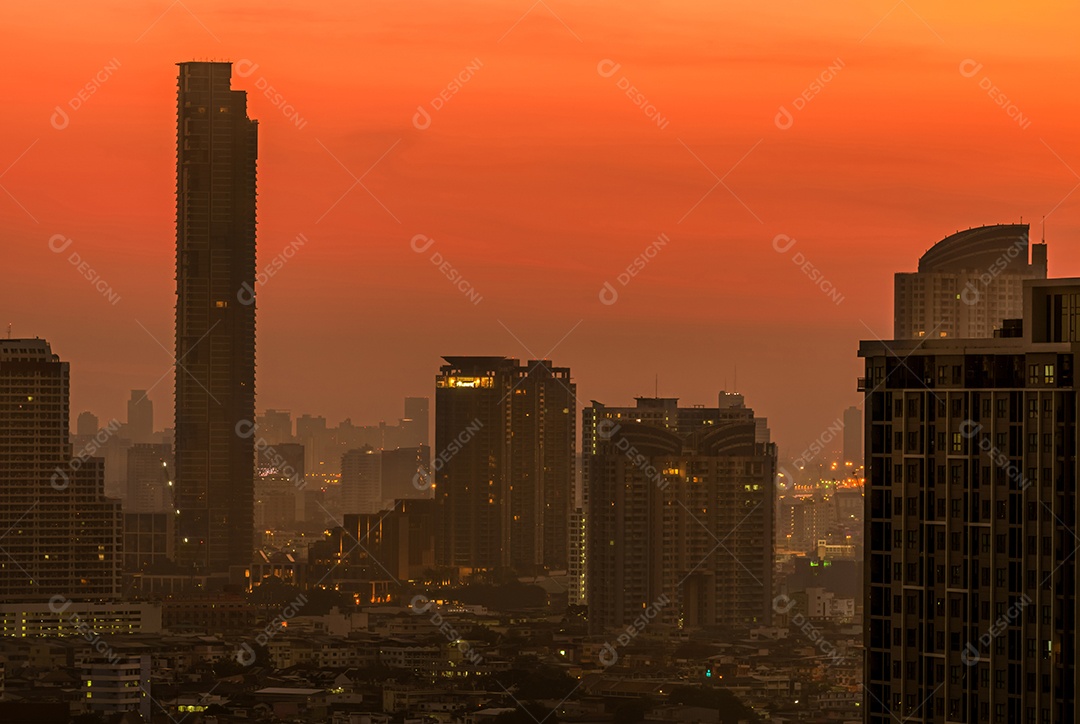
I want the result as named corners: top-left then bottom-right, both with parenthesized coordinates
top-left (1042, 216), bottom-right (1046, 242)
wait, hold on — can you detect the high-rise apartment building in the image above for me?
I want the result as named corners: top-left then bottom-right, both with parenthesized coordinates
top-left (174, 61), bottom-right (258, 573)
top-left (341, 446), bottom-right (383, 515)
top-left (434, 357), bottom-right (575, 573)
top-left (894, 223), bottom-right (1047, 339)
top-left (584, 395), bottom-right (775, 633)
top-left (860, 278), bottom-right (1080, 723)
top-left (0, 339), bottom-right (121, 600)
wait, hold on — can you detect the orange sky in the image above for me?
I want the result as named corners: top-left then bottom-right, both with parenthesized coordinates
top-left (4, 0), bottom-right (1080, 455)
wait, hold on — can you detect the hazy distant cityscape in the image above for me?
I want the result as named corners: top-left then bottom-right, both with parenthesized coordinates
top-left (4, 4), bottom-right (1079, 724)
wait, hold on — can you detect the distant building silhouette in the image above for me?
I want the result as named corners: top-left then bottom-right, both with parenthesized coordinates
top-left (894, 223), bottom-right (1046, 339)
top-left (127, 390), bottom-right (154, 443)
top-left (76, 410), bottom-right (99, 437)
top-left (256, 409), bottom-right (294, 444)
top-left (434, 357), bottom-right (575, 574)
top-left (341, 445), bottom-right (382, 514)
top-left (173, 61), bottom-right (258, 573)
top-left (861, 277), bottom-right (1080, 723)
top-left (584, 395), bottom-right (775, 633)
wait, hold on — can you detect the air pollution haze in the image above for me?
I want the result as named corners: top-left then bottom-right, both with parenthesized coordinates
top-left (4, 0), bottom-right (1079, 455)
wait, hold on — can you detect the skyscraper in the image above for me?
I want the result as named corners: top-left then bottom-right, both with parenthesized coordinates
top-left (434, 357), bottom-right (575, 573)
top-left (174, 61), bottom-right (258, 573)
top-left (0, 339), bottom-right (121, 600)
top-left (893, 223), bottom-right (1047, 339)
top-left (127, 390), bottom-right (153, 443)
top-left (584, 395), bottom-right (775, 633)
top-left (860, 278), bottom-right (1080, 723)
top-left (341, 445), bottom-right (383, 514)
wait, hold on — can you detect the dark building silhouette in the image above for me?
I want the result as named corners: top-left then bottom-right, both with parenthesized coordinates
top-left (309, 500), bottom-right (435, 598)
top-left (123, 512), bottom-right (175, 573)
top-left (434, 357), bottom-right (575, 573)
top-left (0, 339), bottom-right (121, 600)
top-left (76, 410), bottom-right (99, 437)
top-left (860, 278), bottom-right (1080, 724)
top-left (127, 389), bottom-right (154, 443)
top-left (584, 396), bottom-right (775, 634)
top-left (126, 442), bottom-right (173, 513)
top-left (173, 61), bottom-right (258, 573)
top-left (381, 445), bottom-right (431, 502)
top-left (341, 445), bottom-right (382, 514)
top-left (256, 409), bottom-right (293, 444)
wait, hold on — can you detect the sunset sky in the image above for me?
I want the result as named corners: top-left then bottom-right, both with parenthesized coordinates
top-left (4, 0), bottom-right (1080, 456)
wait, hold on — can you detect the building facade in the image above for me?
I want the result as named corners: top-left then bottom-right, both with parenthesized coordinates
top-left (584, 395), bottom-right (776, 633)
top-left (434, 357), bottom-right (575, 573)
top-left (894, 224), bottom-right (1047, 340)
top-left (0, 339), bottom-right (121, 601)
top-left (861, 278), bottom-right (1080, 723)
top-left (174, 61), bottom-right (258, 573)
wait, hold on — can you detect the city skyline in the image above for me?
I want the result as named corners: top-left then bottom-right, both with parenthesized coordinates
top-left (2, 5), bottom-right (1075, 721)
top-left (6, 2), bottom-right (1080, 455)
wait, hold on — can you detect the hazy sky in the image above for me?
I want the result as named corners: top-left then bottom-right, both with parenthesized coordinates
top-left (4, 1), bottom-right (1079, 456)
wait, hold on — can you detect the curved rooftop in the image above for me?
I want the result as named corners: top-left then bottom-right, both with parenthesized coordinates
top-left (918, 223), bottom-right (1029, 272)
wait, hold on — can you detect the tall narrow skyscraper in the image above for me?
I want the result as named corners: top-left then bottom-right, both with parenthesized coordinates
top-left (174, 62), bottom-right (258, 573)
